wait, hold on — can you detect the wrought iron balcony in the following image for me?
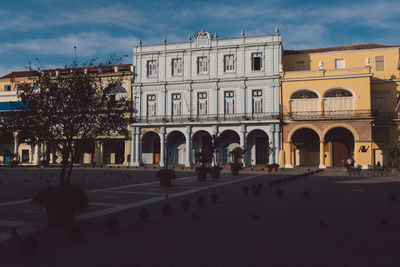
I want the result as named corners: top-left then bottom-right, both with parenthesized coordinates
top-left (284, 110), bottom-right (399, 121)
top-left (134, 112), bottom-right (280, 124)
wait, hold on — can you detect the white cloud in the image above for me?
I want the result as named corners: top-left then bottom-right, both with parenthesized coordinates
top-left (0, 32), bottom-right (139, 57)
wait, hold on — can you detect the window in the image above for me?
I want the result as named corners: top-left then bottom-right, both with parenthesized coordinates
top-left (4, 85), bottom-right (10, 91)
top-left (335, 59), bottom-right (345, 69)
top-left (172, 93), bottom-right (181, 116)
top-left (295, 61), bottom-right (305, 71)
top-left (375, 56), bottom-right (384, 71)
top-left (33, 83), bottom-right (39, 90)
top-left (147, 60), bottom-right (157, 77)
top-left (224, 91), bottom-right (234, 114)
top-left (198, 92), bottom-right (207, 115)
top-left (147, 94), bottom-right (156, 116)
top-left (172, 58), bottom-right (182, 76)
top-left (17, 84), bottom-right (21, 91)
top-left (252, 90), bottom-right (262, 114)
top-left (197, 56), bottom-right (208, 74)
top-left (224, 55), bottom-right (235, 72)
top-left (252, 53), bottom-right (262, 71)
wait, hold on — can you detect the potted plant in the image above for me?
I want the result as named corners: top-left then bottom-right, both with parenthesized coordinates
top-left (229, 146), bottom-right (245, 176)
top-left (32, 184), bottom-right (88, 227)
top-left (195, 150), bottom-right (211, 181)
top-left (156, 168), bottom-right (176, 186)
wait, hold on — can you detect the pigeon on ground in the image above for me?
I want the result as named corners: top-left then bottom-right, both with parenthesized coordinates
top-left (250, 213), bottom-right (262, 220)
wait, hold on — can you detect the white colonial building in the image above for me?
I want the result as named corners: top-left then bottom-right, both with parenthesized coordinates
top-left (131, 29), bottom-right (281, 167)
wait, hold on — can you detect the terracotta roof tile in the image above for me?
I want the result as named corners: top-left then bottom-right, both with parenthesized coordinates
top-left (0, 70), bottom-right (39, 79)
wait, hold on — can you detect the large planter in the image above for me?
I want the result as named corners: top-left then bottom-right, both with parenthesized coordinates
top-left (211, 167), bottom-right (222, 179)
top-left (33, 185), bottom-right (88, 228)
top-left (157, 168), bottom-right (176, 187)
top-left (264, 166), bottom-right (271, 173)
top-left (45, 197), bottom-right (76, 227)
top-left (195, 167), bottom-right (208, 181)
top-left (230, 163), bottom-right (242, 176)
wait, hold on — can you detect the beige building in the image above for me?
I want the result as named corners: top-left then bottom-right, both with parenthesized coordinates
top-left (280, 44), bottom-right (400, 168)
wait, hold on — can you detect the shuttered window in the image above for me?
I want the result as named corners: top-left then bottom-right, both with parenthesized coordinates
top-left (375, 56), bottom-right (384, 71)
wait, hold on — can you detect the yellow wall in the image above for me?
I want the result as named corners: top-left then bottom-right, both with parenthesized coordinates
top-left (281, 46), bottom-right (400, 168)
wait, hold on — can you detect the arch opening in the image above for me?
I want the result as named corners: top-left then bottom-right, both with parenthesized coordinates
top-left (291, 128), bottom-right (320, 166)
top-left (246, 129), bottom-right (270, 166)
top-left (142, 131), bottom-right (161, 165)
top-left (324, 127), bottom-right (354, 167)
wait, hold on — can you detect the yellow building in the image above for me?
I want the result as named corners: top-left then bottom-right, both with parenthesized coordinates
top-left (0, 64), bottom-right (133, 166)
top-left (280, 44), bottom-right (400, 168)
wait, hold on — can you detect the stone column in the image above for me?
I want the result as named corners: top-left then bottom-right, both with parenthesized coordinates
top-left (33, 144), bottom-right (40, 165)
top-left (284, 141), bottom-right (294, 168)
top-left (240, 125), bottom-right (247, 167)
top-left (274, 127), bottom-right (280, 164)
top-left (212, 126), bottom-right (219, 166)
top-left (133, 127), bottom-right (141, 166)
top-left (95, 141), bottom-right (104, 167)
top-left (130, 127), bottom-right (136, 166)
top-left (319, 140), bottom-right (326, 168)
top-left (13, 132), bottom-right (18, 160)
top-left (159, 127), bottom-right (166, 167)
top-left (185, 126), bottom-right (192, 167)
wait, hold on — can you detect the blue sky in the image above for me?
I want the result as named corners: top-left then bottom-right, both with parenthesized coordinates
top-left (0, 0), bottom-right (399, 76)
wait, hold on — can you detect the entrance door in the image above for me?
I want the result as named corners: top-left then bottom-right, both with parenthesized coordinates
top-left (332, 141), bottom-right (348, 166)
top-left (255, 137), bottom-right (268, 165)
top-left (22, 150), bottom-right (29, 162)
top-left (154, 141), bottom-right (160, 164)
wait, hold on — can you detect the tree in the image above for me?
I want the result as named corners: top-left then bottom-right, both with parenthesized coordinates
top-left (5, 60), bottom-right (131, 185)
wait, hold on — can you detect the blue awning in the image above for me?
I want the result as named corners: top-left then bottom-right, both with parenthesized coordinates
top-left (0, 101), bottom-right (24, 111)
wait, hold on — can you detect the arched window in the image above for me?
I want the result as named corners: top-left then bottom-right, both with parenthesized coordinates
top-left (324, 89), bottom-right (352, 98)
top-left (290, 90), bottom-right (319, 119)
top-left (291, 90), bottom-right (318, 99)
top-left (323, 88), bottom-right (354, 117)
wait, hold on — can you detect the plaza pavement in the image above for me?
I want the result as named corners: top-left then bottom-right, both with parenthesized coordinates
top-left (0, 167), bottom-right (400, 266)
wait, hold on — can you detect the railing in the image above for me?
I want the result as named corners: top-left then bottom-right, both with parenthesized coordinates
top-left (283, 110), bottom-right (399, 121)
top-left (134, 112), bottom-right (280, 123)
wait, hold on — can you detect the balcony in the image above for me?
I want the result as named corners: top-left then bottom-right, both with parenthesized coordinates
top-left (284, 110), bottom-right (399, 121)
top-left (135, 112), bottom-right (280, 124)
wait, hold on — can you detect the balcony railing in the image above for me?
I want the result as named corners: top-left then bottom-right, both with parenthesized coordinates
top-left (284, 110), bottom-right (399, 121)
top-left (134, 112), bottom-right (280, 123)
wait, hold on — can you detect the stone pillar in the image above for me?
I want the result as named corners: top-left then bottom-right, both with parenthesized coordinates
top-left (133, 127), bottom-right (141, 166)
top-left (13, 132), bottom-right (18, 160)
top-left (130, 126), bottom-right (136, 166)
top-left (274, 127), bottom-right (280, 164)
top-left (212, 126), bottom-right (219, 166)
top-left (240, 125), bottom-right (247, 167)
top-left (95, 141), bottom-right (104, 167)
top-left (284, 141), bottom-right (294, 168)
top-left (159, 127), bottom-right (166, 167)
top-left (319, 140), bottom-right (326, 168)
top-left (185, 126), bottom-right (192, 167)
top-left (33, 144), bottom-right (40, 165)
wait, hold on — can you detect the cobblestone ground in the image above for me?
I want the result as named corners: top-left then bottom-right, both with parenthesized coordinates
top-left (0, 168), bottom-right (399, 267)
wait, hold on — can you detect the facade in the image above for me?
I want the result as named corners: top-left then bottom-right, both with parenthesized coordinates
top-left (280, 44), bottom-right (400, 168)
top-left (0, 64), bottom-right (133, 166)
top-left (0, 71), bottom-right (40, 164)
top-left (131, 30), bottom-right (282, 167)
